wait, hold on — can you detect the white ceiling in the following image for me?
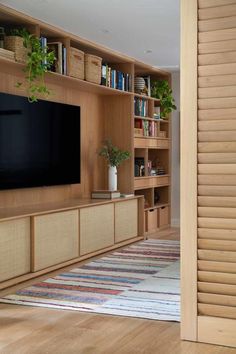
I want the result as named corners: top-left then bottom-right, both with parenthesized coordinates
top-left (0, 0), bottom-right (180, 70)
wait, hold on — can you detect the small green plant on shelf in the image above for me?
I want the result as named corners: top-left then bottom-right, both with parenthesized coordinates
top-left (151, 80), bottom-right (176, 119)
top-left (98, 139), bottom-right (131, 167)
top-left (10, 28), bottom-right (55, 102)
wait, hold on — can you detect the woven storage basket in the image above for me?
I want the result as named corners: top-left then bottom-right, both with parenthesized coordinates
top-left (158, 131), bottom-right (167, 138)
top-left (4, 36), bottom-right (28, 63)
top-left (85, 54), bottom-right (102, 84)
top-left (68, 47), bottom-right (84, 79)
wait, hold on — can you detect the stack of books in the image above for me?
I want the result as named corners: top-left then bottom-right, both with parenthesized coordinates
top-left (135, 119), bottom-right (158, 137)
top-left (40, 37), bottom-right (67, 75)
top-left (91, 190), bottom-right (121, 199)
top-left (0, 47), bottom-right (14, 61)
top-left (134, 97), bottom-right (148, 116)
top-left (101, 64), bottom-right (131, 91)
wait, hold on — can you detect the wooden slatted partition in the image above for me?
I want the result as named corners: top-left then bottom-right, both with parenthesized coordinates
top-left (197, 0), bottom-right (236, 347)
top-left (182, 0), bottom-right (236, 347)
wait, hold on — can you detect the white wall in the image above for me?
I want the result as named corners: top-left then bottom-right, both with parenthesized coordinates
top-left (171, 72), bottom-right (180, 227)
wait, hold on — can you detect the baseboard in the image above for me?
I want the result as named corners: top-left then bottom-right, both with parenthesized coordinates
top-left (171, 218), bottom-right (180, 227)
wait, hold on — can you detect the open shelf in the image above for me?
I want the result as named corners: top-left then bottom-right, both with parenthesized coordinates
top-left (0, 56), bottom-right (134, 96)
top-left (134, 175), bottom-right (170, 190)
top-left (134, 116), bottom-right (169, 123)
top-left (134, 93), bottom-right (160, 102)
top-left (134, 136), bottom-right (169, 140)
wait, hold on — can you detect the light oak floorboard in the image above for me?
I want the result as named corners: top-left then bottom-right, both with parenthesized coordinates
top-left (0, 228), bottom-right (236, 353)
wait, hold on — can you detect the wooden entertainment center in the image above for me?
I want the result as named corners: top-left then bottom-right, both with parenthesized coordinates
top-left (0, 5), bottom-right (172, 289)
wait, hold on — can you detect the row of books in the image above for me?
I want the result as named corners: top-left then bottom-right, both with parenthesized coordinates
top-left (134, 97), bottom-right (149, 117)
top-left (101, 64), bottom-right (131, 91)
top-left (135, 119), bottom-right (159, 137)
top-left (40, 37), bottom-right (67, 75)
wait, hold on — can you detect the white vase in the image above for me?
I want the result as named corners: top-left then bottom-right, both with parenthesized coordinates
top-left (108, 166), bottom-right (117, 191)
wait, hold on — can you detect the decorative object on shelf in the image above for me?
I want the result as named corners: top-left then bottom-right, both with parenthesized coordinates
top-left (6, 28), bottom-right (56, 102)
top-left (68, 47), bottom-right (84, 79)
top-left (153, 106), bottom-right (161, 120)
top-left (134, 157), bottom-right (145, 177)
top-left (151, 80), bottom-right (176, 119)
top-left (154, 191), bottom-right (160, 204)
top-left (134, 76), bottom-right (146, 94)
top-left (85, 54), bottom-right (102, 84)
top-left (134, 128), bottom-right (143, 137)
top-left (158, 130), bottom-right (167, 138)
top-left (98, 139), bottom-right (130, 191)
top-left (143, 76), bottom-right (151, 96)
top-left (0, 27), bottom-right (5, 48)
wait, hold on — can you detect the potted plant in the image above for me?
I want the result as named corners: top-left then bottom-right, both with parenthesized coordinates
top-left (151, 80), bottom-right (176, 119)
top-left (5, 28), bottom-right (55, 102)
top-left (98, 139), bottom-right (131, 191)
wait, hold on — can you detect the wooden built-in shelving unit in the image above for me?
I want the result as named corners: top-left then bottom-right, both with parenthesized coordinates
top-left (0, 4), bottom-right (171, 234)
top-left (133, 66), bottom-right (172, 233)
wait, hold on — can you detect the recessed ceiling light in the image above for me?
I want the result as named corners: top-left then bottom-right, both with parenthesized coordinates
top-left (144, 50), bottom-right (152, 54)
top-left (101, 29), bottom-right (110, 34)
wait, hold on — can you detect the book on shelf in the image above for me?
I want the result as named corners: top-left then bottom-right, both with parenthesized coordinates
top-left (134, 97), bottom-right (148, 117)
top-left (101, 63), bottom-right (131, 91)
top-left (0, 47), bottom-right (15, 61)
top-left (134, 118), bottom-right (158, 137)
top-left (120, 193), bottom-right (134, 198)
top-left (143, 76), bottom-right (151, 96)
top-left (91, 190), bottom-right (121, 199)
top-left (40, 37), bottom-right (47, 66)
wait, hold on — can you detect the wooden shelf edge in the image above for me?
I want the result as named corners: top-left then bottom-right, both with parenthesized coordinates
top-left (134, 116), bottom-right (169, 123)
top-left (134, 93), bottom-right (161, 102)
top-left (134, 174), bottom-right (170, 180)
top-left (144, 203), bottom-right (169, 211)
top-left (0, 56), bottom-right (133, 96)
top-left (134, 136), bottom-right (170, 140)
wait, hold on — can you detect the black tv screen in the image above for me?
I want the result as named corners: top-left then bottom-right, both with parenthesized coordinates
top-left (0, 92), bottom-right (80, 190)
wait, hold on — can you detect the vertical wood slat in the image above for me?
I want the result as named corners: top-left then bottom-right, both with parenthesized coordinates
top-left (181, 0), bottom-right (198, 342)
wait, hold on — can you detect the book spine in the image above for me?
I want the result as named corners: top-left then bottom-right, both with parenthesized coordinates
top-left (63, 46), bottom-right (67, 75)
top-left (58, 43), bottom-right (63, 74)
top-left (40, 37), bottom-right (47, 66)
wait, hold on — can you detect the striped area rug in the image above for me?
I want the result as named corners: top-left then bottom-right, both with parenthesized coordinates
top-left (0, 239), bottom-right (180, 321)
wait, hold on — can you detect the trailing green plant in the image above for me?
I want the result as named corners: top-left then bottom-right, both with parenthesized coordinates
top-left (98, 139), bottom-right (131, 167)
top-left (151, 80), bottom-right (177, 119)
top-left (10, 28), bottom-right (55, 102)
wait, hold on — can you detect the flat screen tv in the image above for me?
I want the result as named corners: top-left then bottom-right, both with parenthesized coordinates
top-left (0, 92), bottom-right (81, 190)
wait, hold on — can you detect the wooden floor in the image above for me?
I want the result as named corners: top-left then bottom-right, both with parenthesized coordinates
top-left (0, 228), bottom-right (236, 354)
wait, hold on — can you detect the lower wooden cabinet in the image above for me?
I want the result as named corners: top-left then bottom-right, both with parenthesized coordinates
top-left (32, 210), bottom-right (79, 271)
top-left (0, 197), bottom-right (143, 288)
top-left (80, 204), bottom-right (114, 255)
top-left (0, 218), bottom-right (30, 282)
top-left (115, 199), bottom-right (138, 243)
